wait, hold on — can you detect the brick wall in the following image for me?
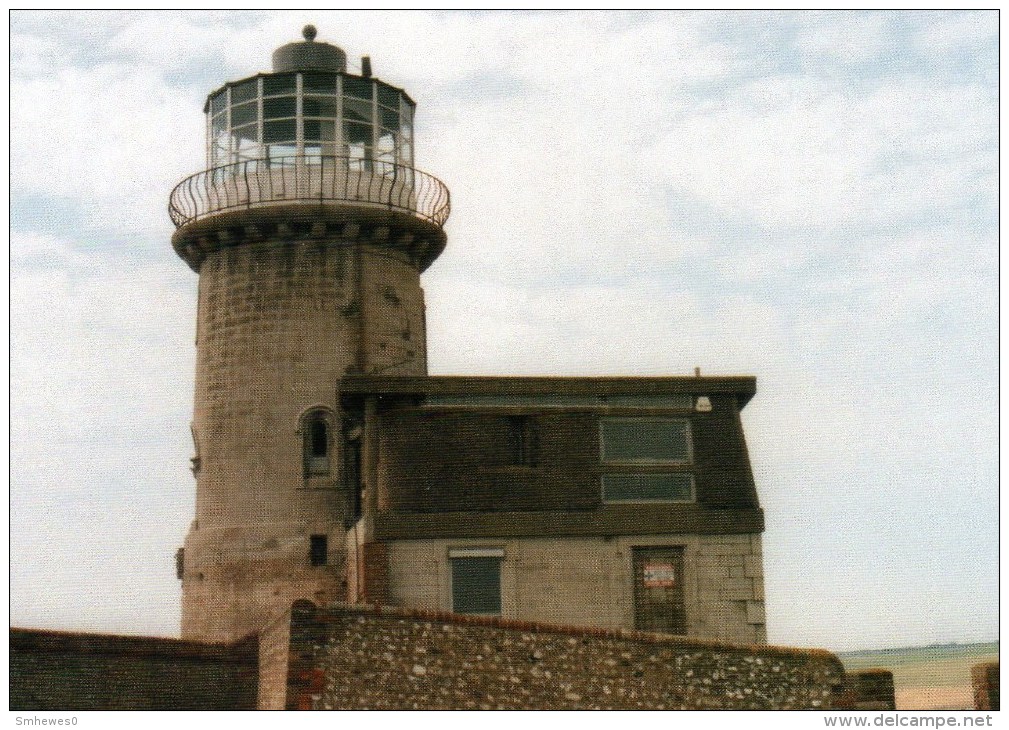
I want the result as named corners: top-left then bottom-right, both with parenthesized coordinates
top-left (274, 603), bottom-right (845, 710)
top-left (843, 669), bottom-right (896, 710)
top-left (258, 609), bottom-right (293, 710)
top-left (972, 662), bottom-right (999, 710)
top-left (9, 628), bottom-right (258, 710)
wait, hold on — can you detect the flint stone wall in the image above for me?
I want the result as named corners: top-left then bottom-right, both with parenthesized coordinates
top-left (281, 603), bottom-right (846, 710)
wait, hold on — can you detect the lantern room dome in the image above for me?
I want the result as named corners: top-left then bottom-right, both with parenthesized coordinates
top-left (272, 25), bottom-right (347, 73)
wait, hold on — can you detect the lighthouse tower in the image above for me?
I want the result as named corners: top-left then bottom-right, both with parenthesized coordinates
top-left (169, 27), bottom-right (449, 642)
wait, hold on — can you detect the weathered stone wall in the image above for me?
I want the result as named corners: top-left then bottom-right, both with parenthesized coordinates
top-left (279, 604), bottom-right (844, 710)
top-left (9, 628), bottom-right (258, 710)
top-left (385, 533), bottom-right (766, 645)
top-left (182, 234), bottom-right (428, 643)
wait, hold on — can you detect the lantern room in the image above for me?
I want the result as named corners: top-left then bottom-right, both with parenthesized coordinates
top-left (203, 26), bottom-right (415, 171)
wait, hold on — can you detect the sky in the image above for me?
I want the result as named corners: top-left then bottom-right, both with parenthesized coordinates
top-left (9, 10), bottom-right (999, 653)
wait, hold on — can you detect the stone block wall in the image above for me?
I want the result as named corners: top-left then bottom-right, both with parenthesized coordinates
top-left (9, 628), bottom-right (258, 710)
top-left (385, 533), bottom-right (766, 645)
top-left (276, 603), bottom-right (845, 710)
top-left (182, 233), bottom-right (428, 643)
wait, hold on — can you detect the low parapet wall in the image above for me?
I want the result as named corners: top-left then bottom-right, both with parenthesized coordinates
top-left (10, 628), bottom-right (259, 710)
top-left (844, 669), bottom-right (896, 710)
top-left (972, 662), bottom-right (999, 710)
top-left (273, 603), bottom-right (846, 710)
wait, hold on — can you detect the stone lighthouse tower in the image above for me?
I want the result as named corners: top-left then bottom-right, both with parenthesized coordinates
top-left (169, 27), bottom-right (449, 642)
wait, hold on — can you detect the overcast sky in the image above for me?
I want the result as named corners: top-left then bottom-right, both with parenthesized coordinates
top-left (9, 10), bottom-right (998, 652)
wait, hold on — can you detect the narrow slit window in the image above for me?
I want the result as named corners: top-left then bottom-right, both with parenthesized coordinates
top-left (304, 412), bottom-right (331, 477)
top-left (311, 420), bottom-right (328, 457)
top-left (506, 416), bottom-right (537, 467)
top-left (310, 535), bottom-right (328, 566)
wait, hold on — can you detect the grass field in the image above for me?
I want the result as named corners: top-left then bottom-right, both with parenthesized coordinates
top-left (838, 642), bottom-right (999, 711)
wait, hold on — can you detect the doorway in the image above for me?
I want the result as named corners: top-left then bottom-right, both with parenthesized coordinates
top-left (632, 546), bottom-right (686, 634)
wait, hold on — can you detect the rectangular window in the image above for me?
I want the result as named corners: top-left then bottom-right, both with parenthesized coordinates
top-left (310, 535), bottom-right (328, 566)
top-left (602, 473), bottom-right (693, 502)
top-left (450, 549), bottom-right (503, 615)
top-left (303, 120), bottom-right (336, 142)
top-left (600, 418), bottom-right (690, 463)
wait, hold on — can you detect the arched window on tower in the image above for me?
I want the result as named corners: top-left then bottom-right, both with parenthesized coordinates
top-left (302, 408), bottom-right (333, 477)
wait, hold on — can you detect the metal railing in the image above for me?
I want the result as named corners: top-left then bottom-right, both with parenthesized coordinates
top-left (168, 156), bottom-right (451, 229)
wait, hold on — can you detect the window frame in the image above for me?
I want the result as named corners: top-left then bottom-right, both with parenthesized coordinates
top-left (448, 547), bottom-right (504, 616)
top-left (601, 472), bottom-right (696, 504)
top-left (599, 417), bottom-right (695, 504)
top-left (599, 417), bottom-right (693, 466)
top-left (205, 73), bottom-right (415, 169)
top-left (300, 407), bottom-right (335, 479)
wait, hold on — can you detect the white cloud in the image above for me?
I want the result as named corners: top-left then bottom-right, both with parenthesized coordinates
top-left (794, 11), bottom-right (894, 64)
top-left (10, 64), bottom-right (204, 236)
top-left (652, 75), bottom-right (995, 230)
top-left (913, 10), bottom-right (998, 57)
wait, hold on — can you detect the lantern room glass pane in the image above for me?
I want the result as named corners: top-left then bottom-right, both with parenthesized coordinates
top-left (263, 96), bottom-right (296, 119)
top-left (303, 96), bottom-right (337, 117)
top-left (235, 132), bottom-right (259, 160)
top-left (263, 73), bottom-right (296, 96)
top-left (266, 143), bottom-right (297, 162)
top-left (263, 119), bottom-right (296, 144)
top-left (304, 119), bottom-right (336, 142)
top-left (231, 101), bottom-right (258, 127)
top-left (231, 79), bottom-right (257, 104)
top-left (232, 123), bottom-right (258, 143)
top-left (377, 83), bottom-right (399, 109)
top-left (344, 120), bottom-right (372, 145)
top-left (343, 97), bottom-right (372, 124)
top-left (302, 72), bottom-right (337, 94)
top-left (343, 75), bottom-right (373, 100)
top-left (210, 91), bottom-right (227, 116)
top-left (211, 136), bottom-right (230, 167)
top-left (377, 132), bottom-right (396, 156)
top-left (380, 106), bottom-right (399, 130)
top-left (305, 142), bottom-right (337, 161)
